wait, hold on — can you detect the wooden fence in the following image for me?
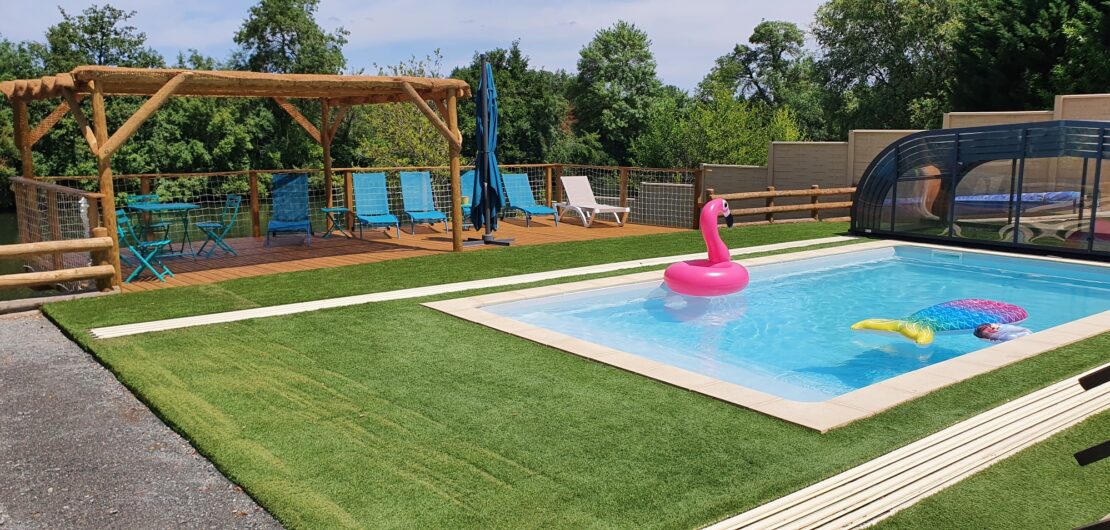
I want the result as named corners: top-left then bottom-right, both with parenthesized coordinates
top-left (707, 185), bottom-right (856, 224)
top-left (0, 226), bottom-right (114, 291)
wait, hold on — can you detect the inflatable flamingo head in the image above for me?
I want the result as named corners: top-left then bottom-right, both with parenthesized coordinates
top-left (702, 198), bottom-right (734, 228)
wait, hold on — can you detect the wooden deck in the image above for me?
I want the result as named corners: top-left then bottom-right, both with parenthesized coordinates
top-left (121, 218), bottom-right (685, 292)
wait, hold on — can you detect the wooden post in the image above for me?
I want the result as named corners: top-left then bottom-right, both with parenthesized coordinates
top-left (344, 170), bottom-right (355, 230)
top-left (138, 176), bottom-right (152, 239)
top-left (91, 81), bottom-right (122, 287)
top-left (248, 170), bottom-right (261, 238)
top-left (87, 197), bottom-right (100, 230)
top-left (447, 88), bottom-right (463, 252)
top-left (692, 166), bottom-right (705, 229)
top-left (810, 184), bottom-right (821, 221)
top-left (13, 99), bottom-right (37, 244)
top-left (46, 190), bottom-right (62, 269)
top-left (90, 226), bottom-right (113, 292)
top-left (544, 165), bottom-right (553, 207)
top-left (618, 167), bottom-right (629, 221)
top-left (321, 99), bottom-right (334, 209)
top-left (765, 186), bottom-right (776, 223)
top-left (555, 164), bottom-right (564, 204)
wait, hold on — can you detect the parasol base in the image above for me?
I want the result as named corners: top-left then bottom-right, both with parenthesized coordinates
top-left (465, 234), bottom-right (513, 247)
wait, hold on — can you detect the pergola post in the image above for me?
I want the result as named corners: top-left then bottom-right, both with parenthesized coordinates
top-left (447, 89), bottom-right (462, 252)
top-left (12, 99), bottom-right (32, 245)
top-left (90, 81), bottom-right (122, 286)
top-left (321, 98), bottom-right (334, 209)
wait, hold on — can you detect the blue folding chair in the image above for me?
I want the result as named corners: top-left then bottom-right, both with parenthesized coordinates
top-left (352, 172), bottom-right (401, 238)
top-left (126, 193), bottom-right (170, 240)
top-left (116, 209), bottom-right (173, 283)
top-left (501, 173), bottom-right (559, 226)
top-left (266, 173), bottom-right (312, 247)
top-left (399, 171), bottom-right (448, 234)
top-left (196, 194), bottom-right (242, 257)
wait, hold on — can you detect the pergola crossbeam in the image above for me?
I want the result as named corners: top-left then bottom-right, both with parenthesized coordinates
top-left (328, 104), bottom-right (350, 140)
top-left (60, 88), bottom-right (98, 154)
top-left (402, 82), bottom-right (462, 152)
top-left (100, 73), bottom-right (190, 159)
top-left (28, 98), bottom-right (77, 146)
top-left (273, 97), bottom-right (322, 144)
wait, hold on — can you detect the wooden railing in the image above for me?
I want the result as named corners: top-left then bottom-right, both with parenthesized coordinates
top-left (708, 185), bottom-right (856, 224)
top-left (0, 227), bottom-right (115, 291)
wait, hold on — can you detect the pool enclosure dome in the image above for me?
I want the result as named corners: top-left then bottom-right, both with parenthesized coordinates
top-left (851, 120), bottom-right (1109, 259)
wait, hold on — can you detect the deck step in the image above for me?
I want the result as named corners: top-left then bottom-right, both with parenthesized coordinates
top-left (706, 362), bottom-right (1110, 529)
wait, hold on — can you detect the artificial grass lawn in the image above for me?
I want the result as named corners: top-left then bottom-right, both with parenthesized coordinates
top-left (42, 222), bottom-right (1110, 528)
top-left (876, 411), bottom-right (1110, 529)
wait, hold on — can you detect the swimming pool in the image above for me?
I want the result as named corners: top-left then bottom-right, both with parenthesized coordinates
top-left (427, 242), bottom-right (1110, 430)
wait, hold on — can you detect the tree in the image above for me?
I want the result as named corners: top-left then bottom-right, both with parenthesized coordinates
top-left (233, 0), bottom-right (348, 75)
top-left (233, 0), bottom-right (349, 169)
top-left (950, 0), bottom-right (1110, 111)
top-left (631, 87), bottom-right (805, 168)
top-left (451, 42), bottom-right (570, 164)
top-left (699, 21), bottom-right (827, 138)
top-left (813, 0), bottom-right (957, 134)
top-left (570, 21), bottom-right (662, 164)
top-left (40, 4), bottom-right (163, 71)
top-left (347, 53), bottom-right (450, 167)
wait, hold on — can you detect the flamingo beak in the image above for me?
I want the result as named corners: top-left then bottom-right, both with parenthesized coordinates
top-left (724, 213), bottom-right (734, 228)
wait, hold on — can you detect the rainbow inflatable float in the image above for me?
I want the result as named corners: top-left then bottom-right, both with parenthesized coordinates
top-left (851, 299), bottom-right (1028, 346)
top-left (663, 198), bottom-right (749, 297)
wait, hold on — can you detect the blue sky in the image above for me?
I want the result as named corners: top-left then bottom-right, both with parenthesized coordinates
top-left (3, 0), bottom-right (825, 90)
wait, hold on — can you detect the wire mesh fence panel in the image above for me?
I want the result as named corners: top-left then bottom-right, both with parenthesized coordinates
top-left (629, 168), bottom-right (697, 228)
top-left (10, 179), bottom-right (101, 293)
top-left (560, 165), bottom-right (622, 209)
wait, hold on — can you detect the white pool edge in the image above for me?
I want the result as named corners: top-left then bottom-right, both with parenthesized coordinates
top-left (424, 240), bottom-right (1110, 432)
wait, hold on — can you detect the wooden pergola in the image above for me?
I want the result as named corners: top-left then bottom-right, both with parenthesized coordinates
top-left (0, 66), bottom-right (472, 285)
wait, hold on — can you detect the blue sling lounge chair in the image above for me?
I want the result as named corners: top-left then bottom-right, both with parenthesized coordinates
top-left (266, 173), bottom-right (312, 247)
top-left (400, 171), bottom-right (448, 234)
top-left (501, 173), bottom-right (558, 227)
top-left (352, 172), bottom-right (401, 238)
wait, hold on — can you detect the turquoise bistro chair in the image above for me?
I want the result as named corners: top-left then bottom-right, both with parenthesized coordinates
top-left (115, 209), bottom-right (173, 282)
top-left (196, 194), bottom-right (242, 257)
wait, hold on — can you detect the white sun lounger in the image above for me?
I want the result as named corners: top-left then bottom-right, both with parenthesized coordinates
top-left (554, 175), bottom-right (630, 227)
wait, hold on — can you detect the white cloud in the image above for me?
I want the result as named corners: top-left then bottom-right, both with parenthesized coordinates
top-left (2, 0), bottom-right (824, 89)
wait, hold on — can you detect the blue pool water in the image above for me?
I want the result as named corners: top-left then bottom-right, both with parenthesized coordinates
top-left (488, 246), bottom-right (1110, 402)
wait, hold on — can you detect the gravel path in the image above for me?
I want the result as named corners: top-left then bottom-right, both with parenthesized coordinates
top-left (0, 311), bottom-right (281, 529)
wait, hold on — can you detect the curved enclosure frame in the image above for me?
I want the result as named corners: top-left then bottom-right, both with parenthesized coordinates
top-left (851, 120), bottom-right (1110, 259)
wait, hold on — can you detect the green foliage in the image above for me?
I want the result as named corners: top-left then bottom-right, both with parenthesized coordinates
top-left (632, 87), bottom-right (805, 168)
top-left (232, 0), bottom-right (347, 75)
top-left (813, 0), bottom-right (957, 134)
top-left (451, 42), bottom-right (570, 164)
top-left (347, 53), bottom-right (451, 167)
top-left (700, 21), bottom-right (827, 139)
top-left (570, 21), bottom-right (662, 164)
top-left (950, 0), bottom-right (1110, 111)
top-left (41, 4), bottom-right (164, 71)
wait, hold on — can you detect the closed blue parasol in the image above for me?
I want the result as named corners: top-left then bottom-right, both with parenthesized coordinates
top-left (468, 58), bottom-right (510, 245)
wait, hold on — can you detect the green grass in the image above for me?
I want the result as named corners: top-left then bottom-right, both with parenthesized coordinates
top-left (41, 222), bottom-right (1110, 529)
top-left (876, 411), bottom-right (1110, 529)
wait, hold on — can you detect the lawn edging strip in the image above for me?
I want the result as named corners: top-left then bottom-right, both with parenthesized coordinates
top-left (88, 235), bottom-right (856, 339)
top-left (705, 361), bottom-right (1110, 529)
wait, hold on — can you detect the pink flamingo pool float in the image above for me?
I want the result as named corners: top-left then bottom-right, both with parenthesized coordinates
top-left (663, 198), bottom-right (750, 297)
